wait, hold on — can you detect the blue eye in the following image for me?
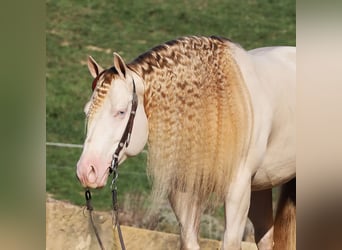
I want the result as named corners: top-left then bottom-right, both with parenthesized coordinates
top-left (115, 110), bottom-right (126, 117)
top-left (114, 108), bottom-right (127, 118)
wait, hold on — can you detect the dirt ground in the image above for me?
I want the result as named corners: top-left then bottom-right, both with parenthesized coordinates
top-left (46, 194), bottom-right (257, 250)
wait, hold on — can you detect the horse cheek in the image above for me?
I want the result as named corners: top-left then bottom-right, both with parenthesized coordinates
top-left (127, 109), bottom-right (148, 156)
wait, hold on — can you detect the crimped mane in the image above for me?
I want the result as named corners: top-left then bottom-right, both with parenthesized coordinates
top-left (87, 67), bottom-right (119, 121)
top-left (129, 36), bottom-right (232, 79)
top-left (128, 36), bottom-right (253, 205)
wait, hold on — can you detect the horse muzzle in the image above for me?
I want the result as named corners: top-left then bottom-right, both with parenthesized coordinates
top-left (76, 158), bottom-right (110, 189)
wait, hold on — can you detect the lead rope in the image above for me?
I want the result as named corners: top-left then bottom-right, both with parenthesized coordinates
top-left (84, 170), bottom-right (126, 250)
top-left (85, 189), bottom-right (105, 250)
top-left (84, 171), bottom-right (126, 250)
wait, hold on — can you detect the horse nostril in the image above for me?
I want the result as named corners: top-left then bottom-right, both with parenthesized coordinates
top-left (87, 165), bottom-right (97, 183)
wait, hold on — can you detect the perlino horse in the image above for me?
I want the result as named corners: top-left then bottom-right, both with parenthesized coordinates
top-left (76, 36), bottom-right (296, 250)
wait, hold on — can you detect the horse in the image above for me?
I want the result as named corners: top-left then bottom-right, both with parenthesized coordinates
top-left (76, 36), bottom-right (296, 250)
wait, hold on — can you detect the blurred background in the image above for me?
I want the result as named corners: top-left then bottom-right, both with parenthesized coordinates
top-left (46, 0), bottom-right (295, 240)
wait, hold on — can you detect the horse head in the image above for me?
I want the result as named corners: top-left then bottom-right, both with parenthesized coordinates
top-left (76, 53), bottom-right (148, 188)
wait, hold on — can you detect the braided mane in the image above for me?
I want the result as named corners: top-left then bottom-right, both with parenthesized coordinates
top-left (86, 67), bottom-right (119, 121)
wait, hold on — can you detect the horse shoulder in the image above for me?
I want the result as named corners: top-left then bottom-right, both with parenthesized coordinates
top-left (251, 47), bottom-right (296, 188)
top-left (230, 44), bottom-right (296, 186)
top-left (230, 45), bottom-right (273, 171)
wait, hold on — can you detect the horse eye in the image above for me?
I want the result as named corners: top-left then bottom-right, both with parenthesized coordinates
top-left (114, 110), bottom-right (126, 117)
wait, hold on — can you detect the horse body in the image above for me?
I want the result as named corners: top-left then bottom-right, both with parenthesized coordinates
top-left (229, 45), bottom-right (296, 250)
top-left (76, 36), bottom-right (295, 250)
top-left (231, 45), bottom-right (296, 190)
top-left (247, 46), bottom-right (295, 189)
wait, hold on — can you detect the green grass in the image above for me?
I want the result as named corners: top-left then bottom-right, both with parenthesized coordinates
top-left (46, 0), bottom-right (295, 213)
top-left (46, 146), bottom-right (149, 209)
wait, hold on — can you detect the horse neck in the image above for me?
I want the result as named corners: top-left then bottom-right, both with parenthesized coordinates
top-left (128, 37), bottom-right (231, 115)
top-left (127, 37), bottom-right (254, 202)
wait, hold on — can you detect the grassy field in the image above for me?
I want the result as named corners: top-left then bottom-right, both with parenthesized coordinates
top-left (46, 0), bottom-right (295, 237)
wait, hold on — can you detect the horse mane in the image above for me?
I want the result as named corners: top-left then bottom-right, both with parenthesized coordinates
top-left (86, 67), bottom-right (119, 121)
top-left (129, 36), bottom-right (253, 205)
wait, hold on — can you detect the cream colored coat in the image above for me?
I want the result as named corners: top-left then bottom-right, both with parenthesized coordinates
top-left (76, 36), bottom-right (296, 250)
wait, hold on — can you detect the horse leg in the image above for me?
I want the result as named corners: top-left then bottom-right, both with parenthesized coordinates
top-left (169, 190), bottom-right (202, 250)
top-left (222, 169), bottom-right (251, 250)
top-left (248, 189), bottom-right (274, 250)
top-left (273, 178), bottom-right (296, 250)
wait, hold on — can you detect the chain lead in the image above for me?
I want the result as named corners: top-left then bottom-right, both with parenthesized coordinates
top-left (110, 170), bottom-right (126, 250)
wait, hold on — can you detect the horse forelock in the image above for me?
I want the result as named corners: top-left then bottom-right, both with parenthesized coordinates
top-left (87, 67), bottom-right (119, 120)
top-left (128, 36), bottom-right (253, 205)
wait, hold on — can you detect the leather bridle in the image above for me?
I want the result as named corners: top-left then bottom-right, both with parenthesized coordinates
top-left (85, 76), bottom-right (138, 250)
top-left (90, 69), bottom-right (138, 175)
top-left (109, 78), bottom-right (138, 176)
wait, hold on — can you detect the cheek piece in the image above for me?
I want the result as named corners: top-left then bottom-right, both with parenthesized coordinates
top-left (108, 78), bottom-right (138, 176)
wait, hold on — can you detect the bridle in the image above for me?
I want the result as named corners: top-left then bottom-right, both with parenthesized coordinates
top-left (85, 75), bottom-right (138, 250)
top-left (109, 77), bottom-right (138, 175)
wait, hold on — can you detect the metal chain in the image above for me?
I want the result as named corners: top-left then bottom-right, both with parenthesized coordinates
top-left (111, 168), bottom-right (119, 225)
top-left (110, 169), bottom-right (126, 250)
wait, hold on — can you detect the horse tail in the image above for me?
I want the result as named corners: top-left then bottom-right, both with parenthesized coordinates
top-left (274, 178), bottom-right (296, 250)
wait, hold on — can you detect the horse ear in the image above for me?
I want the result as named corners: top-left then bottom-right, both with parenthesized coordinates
top-left (113, 52), bottom-right (127, 79)
top-left (87, 56), bottom-right (104, 78)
